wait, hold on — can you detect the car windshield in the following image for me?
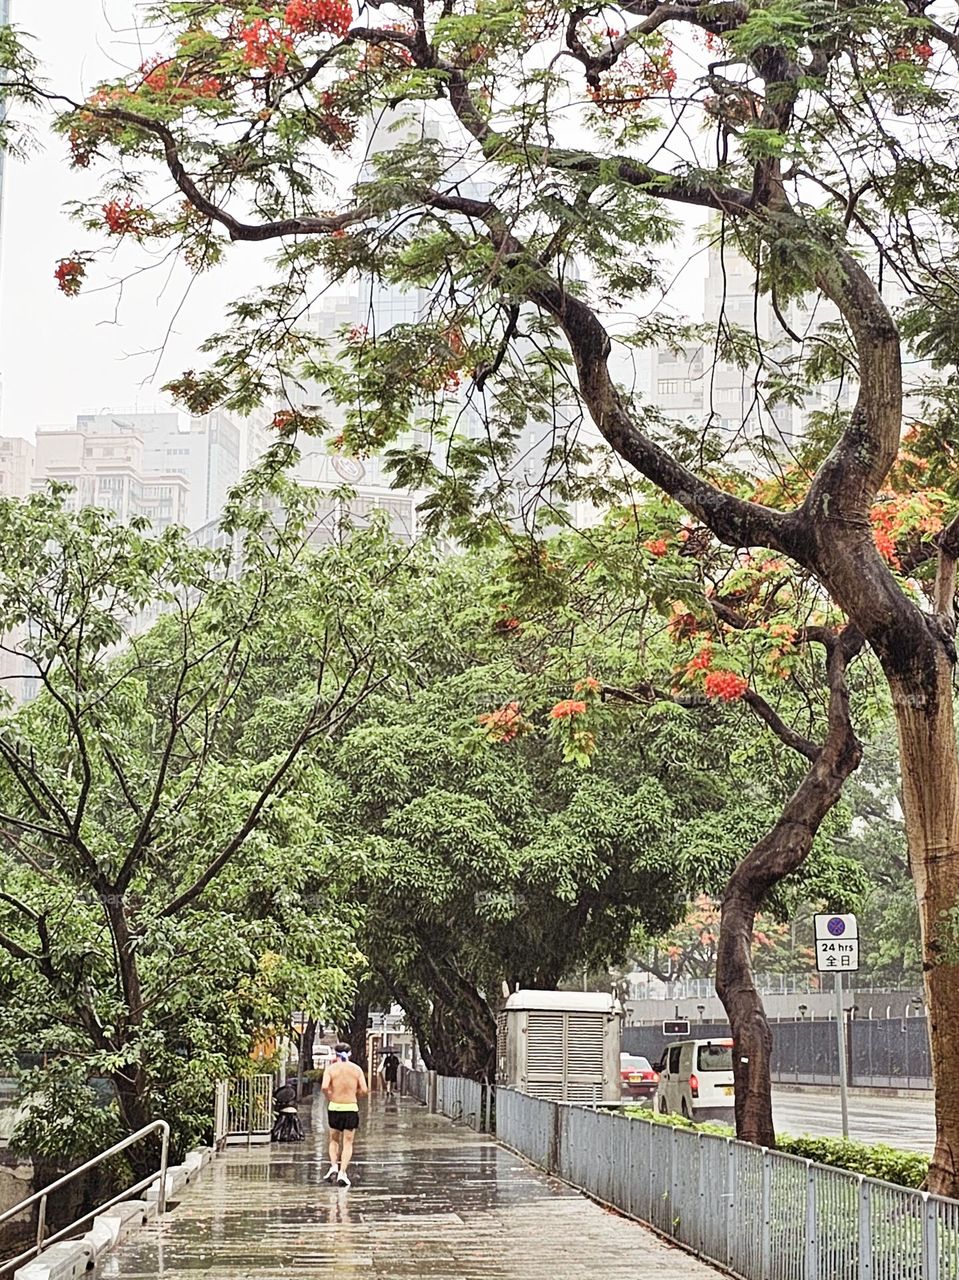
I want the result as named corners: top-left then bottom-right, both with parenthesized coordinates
top-left (697, 1044), bottom-right (733, 1072)
top-left (621, 1056), bottom-right (651, 1071)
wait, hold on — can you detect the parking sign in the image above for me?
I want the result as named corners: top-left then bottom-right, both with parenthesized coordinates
top-left (813, 913), bottom-right (859, 972)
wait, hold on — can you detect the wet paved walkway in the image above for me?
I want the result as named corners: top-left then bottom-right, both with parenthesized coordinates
top-left (101, 1096), bottom-right (720, 1278)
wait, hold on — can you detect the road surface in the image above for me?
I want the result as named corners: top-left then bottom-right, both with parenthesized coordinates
top-left (772, 1086), bottom-right (934, 1153)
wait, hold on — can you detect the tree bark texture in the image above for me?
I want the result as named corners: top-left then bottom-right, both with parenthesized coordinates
top-left (338, 995), bottom-right (370, 1073)
top-left (891, 662), bottom-right (959, 1195)
top-left (716, 632), bottom-right (863, 1146)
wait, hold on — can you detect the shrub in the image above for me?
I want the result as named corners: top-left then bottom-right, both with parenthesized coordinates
top-left (776, 1134), bottom-right (929, 1189)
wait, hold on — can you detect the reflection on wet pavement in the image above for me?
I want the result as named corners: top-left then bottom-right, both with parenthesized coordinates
top-left (101, 1095), bottom-right (718, 1277)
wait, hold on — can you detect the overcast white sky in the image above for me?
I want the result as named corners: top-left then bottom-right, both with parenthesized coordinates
top-left (0, 2), bottom-right (708, 442)
top-left (0, 0), bottom-right (277, 439)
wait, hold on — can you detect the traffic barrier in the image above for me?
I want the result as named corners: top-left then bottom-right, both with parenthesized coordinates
top-left (495, 1089), bottom-right (959, 1280)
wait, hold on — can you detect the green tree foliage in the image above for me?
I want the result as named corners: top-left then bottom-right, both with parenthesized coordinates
top-left (325, 537), bottom-right (865, 1075)
top-left (38, 0), bottom-right (959, 1171)
top-left (0, 468), bottom-right (438, 1162)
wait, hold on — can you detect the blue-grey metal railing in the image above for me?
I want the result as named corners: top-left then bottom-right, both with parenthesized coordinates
top-left (624, 1015), bottom-right (934, 1091)
top-left (435, 1074), bottom-right (484, 1130)
top-left (496, 1090), bottom-right (959, 1280)
top-left (399, 1067), bottom-right (489, 1131)
top-left (399, 1064), bottom-right (428, 1104)
top-left (0, 1119), bottom-right (169, 1276)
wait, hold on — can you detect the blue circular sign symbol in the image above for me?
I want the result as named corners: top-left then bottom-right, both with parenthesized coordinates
top-left (827, 917), bottom-right (846, 937)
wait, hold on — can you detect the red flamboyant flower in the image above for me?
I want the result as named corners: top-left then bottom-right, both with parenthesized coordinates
top-left (140, 57), bottom-right (171, 92)
top-left (102, 198), bottom-right (151, 238)
top-left (686, 645), bottom-right (713, 673)
top-left (138, 57), bottom-right (223, 99)
top-left (55, 257), bottom-right (86, 297)
top-left (239, 19), bottom-right (294, 73)
top-left (643, 537), bottom-right (669, 556)
top-left (478, 701), bottom-right (527, 743)
top-left (704, 670), bottom-right (748, 701)
top-left (285, 0), bottom-right (353, 36)
top-left (549, 699), bottom-right (588, 719)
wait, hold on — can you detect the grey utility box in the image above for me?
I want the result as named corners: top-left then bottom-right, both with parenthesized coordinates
top-left (496, 990), bottom-right (623, 1103)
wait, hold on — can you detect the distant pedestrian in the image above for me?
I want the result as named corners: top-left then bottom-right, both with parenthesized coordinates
top-left (381, 1049), bottom-right (400, 1097)
top-left (322, 1042), bottom-right (368, 1188)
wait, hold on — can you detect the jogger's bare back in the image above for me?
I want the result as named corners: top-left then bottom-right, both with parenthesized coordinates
top-left (323, 1059), bottom-right (367, 1103)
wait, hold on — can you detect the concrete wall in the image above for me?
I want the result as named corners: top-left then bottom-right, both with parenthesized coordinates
top-left (0, 1153), bottom-right (36, 1259)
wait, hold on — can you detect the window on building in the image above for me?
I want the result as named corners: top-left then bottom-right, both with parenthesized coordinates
top-left (715, 385), bottom-right (741, 404)
top-left (657, 379), bottom-right (682, 396)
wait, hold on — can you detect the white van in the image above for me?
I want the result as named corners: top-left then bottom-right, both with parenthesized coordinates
top-left (654, 1039), bottom-right (735, 1122)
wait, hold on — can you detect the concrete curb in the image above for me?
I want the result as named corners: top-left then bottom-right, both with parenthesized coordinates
top-left (12, 1145), bottom-right (215, 1280)
top-left (12, 1240), bottom-right (94, 1280)
top-left (774, 1082), bottom-right (934, 1101)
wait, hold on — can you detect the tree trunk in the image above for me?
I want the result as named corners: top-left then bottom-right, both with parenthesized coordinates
top-left (716, 631), bottom-right (863, 1146)
top-left (418, 950), bottom-right (497, 1078)
top-left (384, 974), bottom-right (436, 1069)
top-left (298, 1017), bottom-right (316, 1094)
top-left (110, 1070), bottom-right (161, 1175)
top-left (892, 662), bottom-right (959, 1196)
top-left (338, 995), bottom-right (370, 1073)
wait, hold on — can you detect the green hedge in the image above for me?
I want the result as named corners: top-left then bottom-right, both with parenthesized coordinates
top-left (775, 1134), bottom-right (929, 1189)
top-left (625, 1106), bottom-right (930, 1190)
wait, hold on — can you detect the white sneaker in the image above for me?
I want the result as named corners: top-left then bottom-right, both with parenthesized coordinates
top-left (336, 1172), bottom-right (351, 1189)
top-left (324, 1165), bottom-right (339, 1182)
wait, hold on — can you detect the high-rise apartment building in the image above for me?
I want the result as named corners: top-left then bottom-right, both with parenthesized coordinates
top-left (632, 241), bottom-right (855, 465)
top-left (72, 410), bottom-right (241, 530)
top-left (34, 419), bottom-right (190, 530)
top-left (286, 104), bottom-right (588, 540)
top-left (0, 433), bottom-right (32, 495)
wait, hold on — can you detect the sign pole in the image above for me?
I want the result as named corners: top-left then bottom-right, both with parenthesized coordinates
top-left (834, 972), bottom-right (849, 1139)
top-left (814, 912), bottom-right (858, 1141)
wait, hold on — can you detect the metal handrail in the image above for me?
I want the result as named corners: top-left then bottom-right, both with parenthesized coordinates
top-left (0, 1118), bottom-right (169, 1276)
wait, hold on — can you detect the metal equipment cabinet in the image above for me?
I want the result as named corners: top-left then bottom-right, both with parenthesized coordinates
top-left (495, 990), bottom-right (623, 1103)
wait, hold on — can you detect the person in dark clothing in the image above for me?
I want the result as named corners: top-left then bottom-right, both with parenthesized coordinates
top-left (381, 1050), bottom-right (400, 1097)
top-left (271, 1081), bottom-right (305, 1142)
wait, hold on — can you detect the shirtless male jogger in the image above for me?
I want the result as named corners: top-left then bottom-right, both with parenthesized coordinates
top-left (321, 1042), bottom-right (368, 1188)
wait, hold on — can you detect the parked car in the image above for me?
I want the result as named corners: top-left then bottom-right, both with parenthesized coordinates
top-left (619, 1052), bottom-right (659, 1101)
top-left (653, 1039), bottom-right (735, 1122)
